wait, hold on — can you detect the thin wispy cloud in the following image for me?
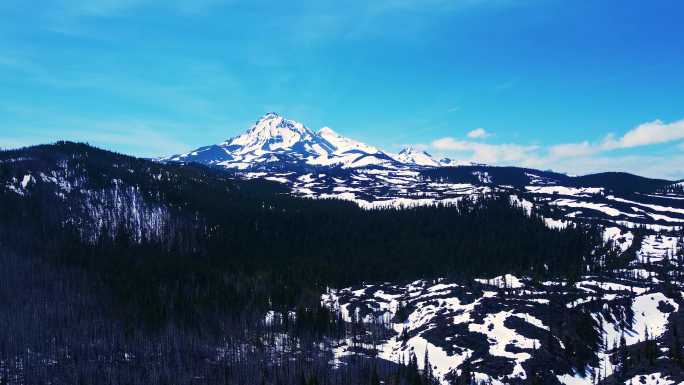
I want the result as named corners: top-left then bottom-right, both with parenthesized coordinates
top-left (53, 0), bottom-right (229, 17)
top-left (66, 123), bottom-right (190, 157)
top-left (466, 128), bottom-right (490, 139)
top-left (366, 0), bottom-right (514, 13)
top-left (1, 116), bottom-right (207, 158)
top-left (57, 0), bottom-right (147, 17)
top-left (494, 78), bottom-right (517, 91)
top-left (548, 141), bottom-right (597, 158)
top-left (0, 55), bottom-right (22, 68)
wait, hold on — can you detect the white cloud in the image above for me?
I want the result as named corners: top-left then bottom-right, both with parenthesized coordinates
top-left (466, 128), bottom-right (489, 139)
top-left (548, 141), bottom-right (598, 158)
top-left (538, 118), bottom-right (684, 160)
top-left (430, 136), bottom-right (684, 179)
top-left (540, 154), bottom-right (684, 181)
top-left (601, 118), bottom-right (684, 149)
top-left (432, 137), bottom-right (538, 164)
top-left (425, 117), bottom-right (684, 179)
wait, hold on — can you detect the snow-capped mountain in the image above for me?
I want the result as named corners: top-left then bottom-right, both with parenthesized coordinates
top-left (163, 113), bottom-right (500, 171)
top-left (391, 146), bottom-right (442, 167)
top-left (164, 113), bottom-right (402, 170)
top-left (164, 112), bottom-right (331, 169)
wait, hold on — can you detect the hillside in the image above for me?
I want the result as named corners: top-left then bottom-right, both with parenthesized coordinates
top-left (0, 137), bottom-right (683, 385)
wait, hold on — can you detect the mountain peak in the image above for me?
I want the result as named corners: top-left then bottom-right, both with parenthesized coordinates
top-left (165, 115), bottom-right (447, 170)
top-left (318, 126), bottom-right (336, 136)
top-left (223, 113), bottom-right (319, 159)
top-left (394, 146), bottom-right (440, 167)
top-left (398, 146), bottom-right (426, 155)
top-left (258, 112), bottom-right (281, 121)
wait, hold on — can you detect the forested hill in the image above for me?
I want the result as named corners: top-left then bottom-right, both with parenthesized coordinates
top-left (0, 142), bottom-right (602, 322)
top-left (2, 142), bottom-right (683, 385)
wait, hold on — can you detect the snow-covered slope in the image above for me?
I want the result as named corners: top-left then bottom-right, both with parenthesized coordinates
top-left (317, 126), bottom-right (379, 155)
top-left (323, 264), bottom-right (684, 385)
top-left (164, 113), bottom-right (402, 170)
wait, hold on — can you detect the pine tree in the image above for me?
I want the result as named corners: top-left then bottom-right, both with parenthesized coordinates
top-left (422, 348), bottom-right (433, 384)
top-left (642, 325), bottom-right (657, 366)
top-left (407, 352), bottom-right (421, 385)
top-left (670, 325), bottom-right (683, 367)
top-left (307, 375), bottom-right (319, 385)
top-left (370, 365), bottom-right (380, 385)
top-left (454, 360), bottom-right (473, 385)
top-left (618, 333), bottom-right (629, 376)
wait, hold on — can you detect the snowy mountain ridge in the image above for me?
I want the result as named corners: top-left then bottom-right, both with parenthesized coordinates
top-left (164, 113), bottom-right (453, 170)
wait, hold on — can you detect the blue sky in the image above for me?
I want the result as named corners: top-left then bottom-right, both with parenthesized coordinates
top-left (1, 0), bottom-right (683, 179)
